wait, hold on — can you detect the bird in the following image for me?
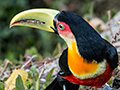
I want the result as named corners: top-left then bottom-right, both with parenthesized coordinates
top-left (10, 9), bottom-right (118, 90)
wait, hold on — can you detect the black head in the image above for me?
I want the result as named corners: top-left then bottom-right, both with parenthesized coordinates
top-left (55, 11), bottom-right (107, 62)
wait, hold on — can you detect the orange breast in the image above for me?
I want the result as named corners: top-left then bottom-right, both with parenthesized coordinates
top-left (68, 42), bottom-right (99, 76)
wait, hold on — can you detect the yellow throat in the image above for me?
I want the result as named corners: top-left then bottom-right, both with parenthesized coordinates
top-left (67, 41), bottom-right (106, 79)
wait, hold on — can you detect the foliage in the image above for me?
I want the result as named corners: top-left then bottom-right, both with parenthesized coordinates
top-left (27, 64), bottom-right (40, 90)
top-left (15, 75), bottom-right (25, 90)
top-left (5, 69), bottom-right (28, 90)
top-left (0, 82), bottom-right (4, 90)
top-left (0, 0), bottom-right (28, 61)
top-left (41, 68), bottom-right (55, 90)
top-left (2, 63), bottom-right (55, 90)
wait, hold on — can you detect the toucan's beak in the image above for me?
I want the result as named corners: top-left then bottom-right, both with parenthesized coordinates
top-left (10, 9), bottom-right (59, 32)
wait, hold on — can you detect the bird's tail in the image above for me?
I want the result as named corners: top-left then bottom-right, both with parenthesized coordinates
top-left (45, 74), bottom-right (79, 90)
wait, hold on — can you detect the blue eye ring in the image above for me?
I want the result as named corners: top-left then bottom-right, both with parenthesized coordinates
top-left (58, 24), bottom-right (64, 30)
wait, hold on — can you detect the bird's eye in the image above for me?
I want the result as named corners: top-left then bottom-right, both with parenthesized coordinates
top-left (58, 24), bottom-right (64, 30)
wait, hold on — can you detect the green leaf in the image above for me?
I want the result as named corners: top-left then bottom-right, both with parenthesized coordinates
top-left (29, 64), bottom-right (39, 78)
top-left (25, 47), bottom-right (38, 56)
top-left (96, 24), bottom-right (101, 32)
top-left (0, 82), bottom-right (4, 90)
top-left (15, 75), bottom-right (25, 90)
top-left (43, 68), bottom-right (55, 89)
top-left (46, 68), bottom-right (54, 82)
top-left (24, 80), bottom-right (32, 89)
top-left (108, 77), bottom-right (112, 85)
top-left (29, 64), bottom-right (39, 90)
top-left (105, 35), bottom-right (110, 42)
top-left (89, 2), bottom-right (94, 16)
top-left (35, 77), bottom-right (40, 90)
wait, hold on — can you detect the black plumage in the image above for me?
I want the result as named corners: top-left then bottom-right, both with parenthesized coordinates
top-left (59, 48), bottom-right (71, 76)
top-left (57, 11), bottom-right (118, 69)
top-left (45, 11), bottom-right (118, 90)
top-left (45, 73), bottom-right (79, 90)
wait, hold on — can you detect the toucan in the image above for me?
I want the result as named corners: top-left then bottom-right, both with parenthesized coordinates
top-left (10, 9), bottom-right (118, 90)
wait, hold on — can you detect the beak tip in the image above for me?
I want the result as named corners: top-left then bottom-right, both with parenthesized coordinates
top-left (9, 25), bottom-right (12, 28)
top-left (9, 23), bottom-right (13, 28)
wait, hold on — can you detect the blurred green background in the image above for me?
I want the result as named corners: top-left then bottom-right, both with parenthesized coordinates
top-left (0, 0), bottom-right (120, 63)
